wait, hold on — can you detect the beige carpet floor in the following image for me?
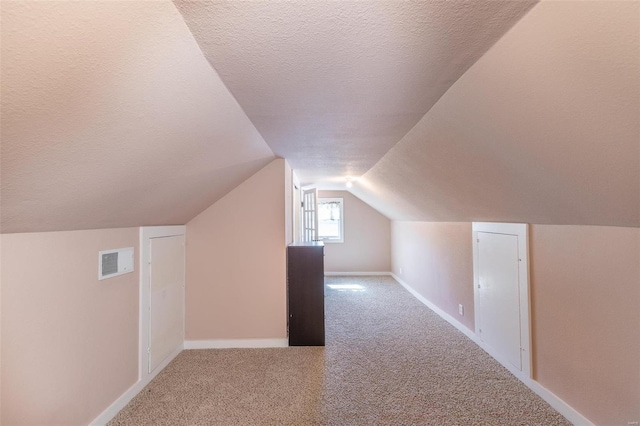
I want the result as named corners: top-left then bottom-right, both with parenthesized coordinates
top-left (109, 276), bottom-right (570, 425)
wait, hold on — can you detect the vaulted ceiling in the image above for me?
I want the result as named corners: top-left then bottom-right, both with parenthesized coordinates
top-left (1, 0), bottom-right (638, 233)
top-left (175, 0), bottom-right (536, 185)
top-left (352, 0), bottom-right (640, 226)
top-left (1, 1), bottom-right (274, 233)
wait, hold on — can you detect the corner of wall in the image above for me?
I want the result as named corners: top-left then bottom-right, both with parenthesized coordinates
top-left (185, 159), bottom-right (288, 341)
top-left (390, 221), bottom-right (474, 331)
top-left (317, 190), bottom-right (391, 272)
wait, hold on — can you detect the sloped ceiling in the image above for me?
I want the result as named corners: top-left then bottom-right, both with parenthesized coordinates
top-left (1, 1), bottom-right (274, 233)
top-left (174, 0), bottom-right (537, 186)
top-left (351, 0), bottom-right (640, 226)
top-left (2, 1), bottom-right (637, 233)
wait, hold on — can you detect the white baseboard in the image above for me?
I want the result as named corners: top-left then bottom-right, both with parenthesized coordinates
top-left (90, 343), bottom-right (183, 426)
top-left (527, 381), bottom-right (594, 426)
top-left (324, 271), bottom-right (391, 276)
top-left (389, 273), bottom-right (593, 426)
top-left (391, 273), bottom-right (475, 341)
top-left (89, 338), bottom-right (287, 424)
top-left (184, 338), bottom-right (289, 349)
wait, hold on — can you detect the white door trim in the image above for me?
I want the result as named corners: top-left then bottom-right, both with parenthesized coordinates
top-left (139, 226), bottom-right (186, 381)
top-left (472, 222), bottom-right (531, 381)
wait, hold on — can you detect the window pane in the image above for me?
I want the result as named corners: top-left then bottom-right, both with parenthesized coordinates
top-left (317, 198), bottom-right (343, 241)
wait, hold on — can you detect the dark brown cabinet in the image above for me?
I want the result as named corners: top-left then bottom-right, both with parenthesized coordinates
top-left (287, 242), bottom-right (325, 346)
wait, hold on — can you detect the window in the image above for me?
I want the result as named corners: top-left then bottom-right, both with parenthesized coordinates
top-left (317, 198), bottom-right (344, 243)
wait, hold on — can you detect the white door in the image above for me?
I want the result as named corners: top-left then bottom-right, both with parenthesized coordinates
top-left (149, 235), bottom-right (185, 373)
top-left (302, 188), bottom-right (318, 242)
top-left (477, 231), bottom-right (522, 371)
top-left (473, 223), bottom-right (531, 379)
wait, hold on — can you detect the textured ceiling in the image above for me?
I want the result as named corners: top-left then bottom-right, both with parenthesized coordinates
top-left (1, 1), bottom-right (274, 233)
top-left (351, 0), bottom-right (640, 226)
top-left (174, 0), bottom-right (537, 186)
top-left (2, 0), bottom-right (636, 233)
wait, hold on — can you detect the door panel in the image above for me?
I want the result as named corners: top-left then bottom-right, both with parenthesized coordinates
top-left (149, 235), bottom-right (185, 373)
top-left (477, 231), bottom-right (522, 370)
top-left (302, 188), bottom-right (318, 242)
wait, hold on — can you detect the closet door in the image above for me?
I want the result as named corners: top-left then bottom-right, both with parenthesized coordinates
top-left (477, 231), bottom-right (522, 371)
top-left (473, 222), bottom-right (531, 379)
top-left (149, 235), bottom-right (185, 373)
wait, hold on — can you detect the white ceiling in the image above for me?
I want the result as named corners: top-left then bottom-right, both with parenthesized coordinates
top-left (2, 0), bottom-right (637, 232)
top-left (1, 1), bottom-right (274, 233)
top-left (175, 0), bottom-right (537, 186)
top-left (351, 0), bottom-right (640, 226)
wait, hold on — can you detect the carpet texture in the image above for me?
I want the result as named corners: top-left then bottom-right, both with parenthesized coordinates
top-left (109, 276), bottom-right (570, 425)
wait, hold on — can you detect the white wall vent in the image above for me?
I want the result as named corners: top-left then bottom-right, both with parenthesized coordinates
top-left (99, 247), bottom-right (134, 280)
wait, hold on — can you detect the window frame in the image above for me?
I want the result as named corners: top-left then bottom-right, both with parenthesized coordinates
top-left (317, 197), bottom-right (344, 243)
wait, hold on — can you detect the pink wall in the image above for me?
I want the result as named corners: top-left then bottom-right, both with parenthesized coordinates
top-left (530, 225), bottom-right (640, 425)
top-left (391, 221), bottom-right (640, 424)
top-left (185, 159), bottom-right (288, 340)
top-left (318, 190), bottom-right (391, 273)
top-left (0, 228), bottom-right (139, 426)
top-left (390, 221), bottom-right (474, 330)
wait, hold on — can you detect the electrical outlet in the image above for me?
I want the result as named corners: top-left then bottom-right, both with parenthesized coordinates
top-left (458, 304), bottom-right (464, 316)
top-left (399, 267), bottom-right (403, 275)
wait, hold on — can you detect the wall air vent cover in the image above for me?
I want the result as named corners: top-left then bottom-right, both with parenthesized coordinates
top-left (102, 252), bottom-right (118, 276)
top-left (99, 247), bottom-right (134, 280)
